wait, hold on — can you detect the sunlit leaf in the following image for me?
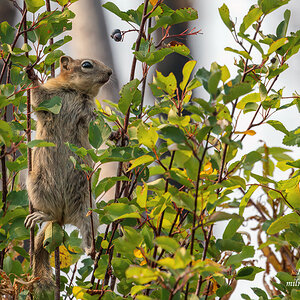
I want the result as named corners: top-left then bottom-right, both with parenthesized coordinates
top-left (218, 4), bottom-right (233, 31)
top-left (267, 212), bottom-right (300, 234)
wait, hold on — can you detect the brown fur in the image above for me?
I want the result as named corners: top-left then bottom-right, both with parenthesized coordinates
top-left (25, 56), bottom-right (112, 293)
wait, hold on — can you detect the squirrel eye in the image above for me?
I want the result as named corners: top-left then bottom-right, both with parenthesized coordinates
top-left (81, 61), bottom-right (93, 69)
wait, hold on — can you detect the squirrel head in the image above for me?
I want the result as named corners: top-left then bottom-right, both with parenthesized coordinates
top-left (56, 56), bottom-right (112, 97)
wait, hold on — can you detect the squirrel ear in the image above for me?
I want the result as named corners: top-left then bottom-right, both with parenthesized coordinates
top-left (60, 56), bottom-right (73, 71)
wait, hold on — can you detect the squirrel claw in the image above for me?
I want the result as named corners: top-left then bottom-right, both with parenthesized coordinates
top-left (24, 211), bottom-right (52, 229)
top-left (109, 130), bottom-right (129, 147)
top-left (25, 64), bottom-right (39, 84)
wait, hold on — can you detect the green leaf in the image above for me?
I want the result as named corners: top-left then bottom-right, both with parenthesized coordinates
top-left (94, 254), bottom-right (109, 280)
top-left (186, 78), bottom-right (202, 91)
top-left (180, 60), bottom-right (197, 91)
top-left (65, 143), bottom-right (88, 157)
top-left (155, 236), bottom-right (178, 253)
top-left (34, 20), bottom-right (53, 45)
top-left (196, 126), bottom-right (211, 143)
top-left (286, 159), bottom-right (300, 168)
top-left (95, 176), bottom-right (129, 198)
top-left (216, 285), bottom-right (232, 298)
top-left (89, 118), bottom-right (110, 150)
top-left (44, 36), bottom-right (72, 54)
top-left (128, 155), bottom-right (155, 171)
top-left (251, 173), bottom-right (276, 185)
top-left (223, 217), bottom-right (244, 239)
top-left (159, 125), bottom-right (186, 144)
top-left (89, 122), bottom-right (102, 149)
top-left (102, 2), bottom-right (133, 23)
top-left (136, 183), bottom-right (148, 208)
top-left (112, 257), bottom-right (131, 280)
top-left (251, 288), bottom-right (268, 300)
top-left (8, 218), bottom-right (30, 240)
top-left (135, 44), bottom-right (190, 66)
top-left (0, 22), bottom-right (15, 44)
top-left (259, 0), bottom-right (290, 15)
top-left (171, 190), bottom-right (194, 211)
top-left (208, 69), bottom-right (221, 95)
top-left (7, 191), bottom-right (28, 209)
top-left (44, 50), bottom-right (64, 65)
top-left (218, 4), bottom-right (233, 31)
top-left (236, 93), bottom-right (261, 109)
top-left (104, 203), bottom-right (139, 221)
top-left (267, 120), bottom-right (289, 135)
top-left (0, 120), bottom-right (13, 146)
top-left (239, 33), bottom-right (265, 55)
top-left (259, 83), bottom-right (268, 101)
top-left (149, 6), bottom-right (198, 34)
top-left (225, 47), bottom-right (252, 60)
top-left (220, 65), bottom-right (230, 83)
top-left (267, 213), bottom-right (300, 234)
top-left (6, 156), bottom-right (27, 172)
top-left (216, 239), bottom-right (244, 252)
top-left (25, 0), bottom-right (45, 13)
top-left (226, 246), bottom-right (255, 267)
top-left (276, 9), bottom-right (291, 38)
top-left (267, 38), bottom-right (288, 55)
top-left (118, 79), bottom-right (140, 114)
top-left (137, 124), bottom-right (158, 149)
top-left (243, 151), bottom-right (262, 171)
top-left (103, 2), bottom-right (144, 25)
top-left (44, 222), bottom-right (64, 253)
top-left (240, 7), bottom-right (263, 33)
top-left (239, 185), bottom-right (258, 216)
top-left (126, 266), bottom-right (158, 284)
top-left (208, 212), bottom-right (242, 224)
top-left (27, 140), bottom-right (56, 148)
top-left (155, 71), bottom-right (177, 96)
top-left (35, 96), bottom-right (62, 114)
top-left (223, 82), bottom-right (252, 104)
top-left (241, 294), bottom-right (251, 300)
top-left (131, 285), bottom-right (146, 296)
top-left (236, 266), bottom-right (264, 281)
top-left (283, 127), bottom-right (300, 146)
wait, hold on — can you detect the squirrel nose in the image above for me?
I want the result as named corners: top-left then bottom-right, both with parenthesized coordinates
top-left (107, 69), bottom-right (112, 76)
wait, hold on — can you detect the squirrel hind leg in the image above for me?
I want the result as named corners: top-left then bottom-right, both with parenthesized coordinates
top-left (24, 211), bottom-right (53, 229)
top-left (33, 224), bottom-right (55, 295)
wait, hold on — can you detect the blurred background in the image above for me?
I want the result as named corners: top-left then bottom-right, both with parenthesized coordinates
top-left (2, 0), bottom-right (299, 298)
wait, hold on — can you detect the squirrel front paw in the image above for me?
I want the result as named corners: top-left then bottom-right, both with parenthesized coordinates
top-left (24, 211), bottom-right (52, 229)
top-left (25, 64), bottom-right (39, 84)
top-left (109, 129), bottom-right (129, 147)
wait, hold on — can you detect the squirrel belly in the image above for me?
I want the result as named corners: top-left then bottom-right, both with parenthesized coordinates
top-left (25, 56), bottom-right (112, 294)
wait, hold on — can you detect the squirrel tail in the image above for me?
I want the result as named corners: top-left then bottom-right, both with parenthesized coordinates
top-left (33, 222), bottom-right (55, 297)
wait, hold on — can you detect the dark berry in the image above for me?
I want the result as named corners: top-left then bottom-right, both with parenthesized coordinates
top-left (113, 33), bottom-right (122, 42)
top-left (111, 29), bottom-right (122, 42)
top-left (270, 57), bottom-right (277, 64)
top-left (111, 29), bottom-right (121, 35)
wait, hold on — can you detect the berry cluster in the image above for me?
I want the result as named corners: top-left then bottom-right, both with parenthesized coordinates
top-left (111, 29), bottom-right (122, 42)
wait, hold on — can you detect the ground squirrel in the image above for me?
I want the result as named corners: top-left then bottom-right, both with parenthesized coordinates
top-left (25, 56), bottom-right (112, 293)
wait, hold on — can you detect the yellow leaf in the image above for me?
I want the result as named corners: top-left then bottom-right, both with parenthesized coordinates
top-left (286, 185), bottom-right (300, 208)
top-left (234, 130), bottom-right (256, 136)
top-left (211, 278), bottom-right (219, 294)
top-left (134, 249), bottom-right (144, 258)
top-left (201, 162), bottom-right (213, 175)
top-left (101, 240), bottom-right (109, 249)
top-left (150, 0), bottom-right (158, 5)
top-left (140, 259), bottom-right (147, 266)
top-left (50, 245), bottom-right (73, 269)
top-left (73, 286), bottom-right (86, 299)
